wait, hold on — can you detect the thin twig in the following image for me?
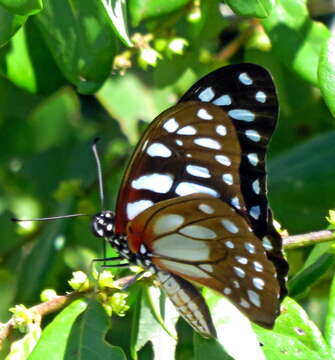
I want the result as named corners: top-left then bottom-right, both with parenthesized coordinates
top-left (0, 275), bottom-right (134, 348)
top-left (283, 230), bottom-right (335, 250)
top-left (215, 19), bottom-right (260, 61)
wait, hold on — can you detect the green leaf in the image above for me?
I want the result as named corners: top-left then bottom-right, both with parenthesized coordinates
top-left (325, 275), bottom-right (335, 356)
top-left (96, 73), bottom-right (160, 144)
top-left (204, 289), bottom-right (266, 359)
top-left (0, 27), bottom-right (37, 92)
top-left (101, 0), bottom-right (132, 47)
top-left (130, 287), bottom-right (161, 358)
top-left (287, 241), bottom-right (335, 299)
top-left (64, 299), bottom-right (126, 359)
top-left (7, 324), bottom-right (41, 360)
top-left (318, 34), bottom-right (335, 118)
top-left (225, 0), bottom-right (275, 18)
top-left (14, 199), bottom-right (74, 304)
top-left (194, 334), bottom-right (234, 360)
top-left (29, 299), bottom-right (88, 360)
top-left (0, 5), bottom-right (26, 47)
top-left (35, 0), bottom-right (118, 94)
top-left (129, 0), bottom-right (189, 26)
top-left (254, 297), bottom-right (332, 359)
top-left (0, 0), bottom-right (43, 16)
top-left (149, 291), bottom-right (178, 359)
top-left (268, 131), bottom-right (335, 233)
top-left (0, 21), bottom-right (66, 93)
top-left (262, 0), bottom-right (330, 85)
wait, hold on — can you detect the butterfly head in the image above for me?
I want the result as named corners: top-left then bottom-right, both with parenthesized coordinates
top-left (92, 210), bottom-right (116, 238)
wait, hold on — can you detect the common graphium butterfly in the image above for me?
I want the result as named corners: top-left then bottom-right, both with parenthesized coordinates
top-left (92, 63), bottom-right (288, 338)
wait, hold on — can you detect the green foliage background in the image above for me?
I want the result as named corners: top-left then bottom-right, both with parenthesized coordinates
top-left (1, 0), bottom-right (335, 359)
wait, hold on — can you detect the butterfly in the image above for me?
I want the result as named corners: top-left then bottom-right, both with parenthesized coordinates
top-left (92, 63), bottom-right (289, 338)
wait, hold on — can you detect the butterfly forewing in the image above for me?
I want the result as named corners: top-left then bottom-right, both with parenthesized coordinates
top-left (179, 63), bottom-right (287, 299)
top-left (127, 194), bottom-right (280, 328)
top-left (115, 101), bottom-right (246, 235)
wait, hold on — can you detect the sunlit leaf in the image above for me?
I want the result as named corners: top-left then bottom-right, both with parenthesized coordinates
top-left (35, 0), bottom-right (118, 94)
top-left (64, 299), bottom-right (126, 359)
top-left (29, 300), bottom-right (88, 359)
top-left (254, 298), bottom-right (331, 359)
top-left (269, 132), bottom-right (335, 233)
top-left (262, 0), bottom-right (330, 85)
top-left (225, 0), bottom-right (275, 18)
top-left (129, 0), bottom-right (189, 26)
top-left (319, 34), bottom-right (335, 118)
top-left (0, 5), bottom-right (26, 47)
top-left (0, 0), bottom-right (42, 16)
top-left (204, 289), bottom-right (266, 359)
top-left (101, 0), bottom-right (132, 47)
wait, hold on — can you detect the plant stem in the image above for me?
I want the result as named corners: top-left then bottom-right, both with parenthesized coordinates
top-left (282, 230), bottom-right (335, 250)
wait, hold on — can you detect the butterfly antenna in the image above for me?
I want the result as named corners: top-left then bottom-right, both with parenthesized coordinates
top-left (92, 137), bottom-right (105, 210)
top-left (11, 213), bottom-right (89, 222)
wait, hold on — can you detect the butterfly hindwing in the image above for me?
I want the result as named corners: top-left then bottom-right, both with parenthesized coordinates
top-left (127, 193), bottom-right (280, 328)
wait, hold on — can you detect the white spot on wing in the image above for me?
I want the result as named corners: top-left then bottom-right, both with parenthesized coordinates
top-left (253, 277), bottom-right (265, 290)
top-left (176, 139), bottom-right (183, 146)
top-left (231, 196), bottom-right (241, 209)
top-left (197, 108), bottom-right (213, 120)
top-left (198, 203), bottom-right (214, 214)
top-left (177, 126), bottom-right (197, 135)
top-left (175, 182), bottom-right (219, 197)
top-left (127, 200), bottom-right (154, 220)
top-left (234, 266), bottom-right (245, 278)
top-left (222, 173), bottom-right (233, 185)
top-left (247, 153), bottom-right (259, 166)
top-left (160, 259), bottom-right (212, 279)
top-left (262, 236), bottom-right (273, 251)
top-left (254, 261), bottom-right (263, 272)
top-left (221, 219), bottom-right (239, 233)
top-left (131, 173), bottom-right (174, 193)
top-left (249, 205), bottom-right (261, 219)
top-left (186, 164), bottom-right (211, 178)
top-left (252, 179), bottom-right (260, 194)
top-left (194, 138), bottom-right (221, 150)
top-left (233, 280), bottom-right (240, 288)
top-left (248, 290), bottom-right (261, 307)
top-left (154, 234), bottom-right (210, 261)
top-left (216, 125), bottom-right (227, 136)
top-left (240, 298), bottom-right (251, 308)
top-left (198, 87), bottom-right (215, 102)
top-left (256, 91), bottom-right (267, 103)
top-left (153, 214), bottom-right (184, 236)
top-left (245, 129), bottom-right (261, 142)
top-left (199, 264), bottom-right (214, 273)
top-left (146, 142), bottom-right (172, 158)
top-left (245, 242), bottom-right (256, 254)
top-left (235, 256), bottom-right (248, 265)
top-left (228, 109), bottom-right (255, 122)
top-left (163, 118), bottom-right (179, 133)
top-left (225, 241), bottom-right (234, 249)
top-left (224, 288), bottom-right (232, 295)
top-left (215, 155), bottom-right (231, 166)
top-left (180, 224), bottom-right (216, 239)
top-left (213, 94), bottom-right (232, 106)
top-left (239, 72), bottom-right (253, 85)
